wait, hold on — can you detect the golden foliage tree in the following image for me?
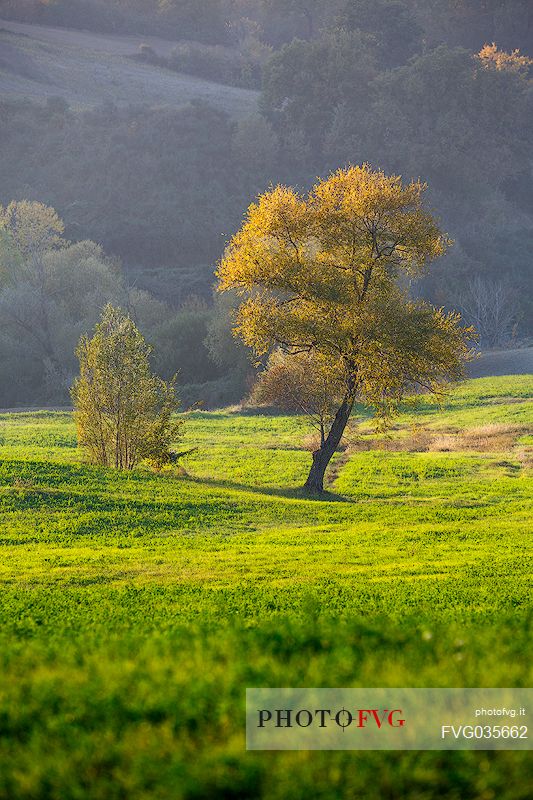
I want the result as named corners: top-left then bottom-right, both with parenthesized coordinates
top-left (477, 43), bottom-right (533, 76)
top-left (72, 305), bottom-right (181, 470)
top-left (217, 165), bottom-right (474, 493)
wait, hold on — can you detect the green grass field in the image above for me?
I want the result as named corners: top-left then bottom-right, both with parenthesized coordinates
top-left (0, 376), bottom-right (532, 799)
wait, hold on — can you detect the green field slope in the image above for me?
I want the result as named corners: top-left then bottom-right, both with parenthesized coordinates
top-left (0, 376), bottom-right (532, 799)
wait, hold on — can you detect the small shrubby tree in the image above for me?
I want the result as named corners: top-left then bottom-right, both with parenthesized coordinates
top-left (251, 349), bottom-right (346, 447)
top-left (72, 305), bottom-right (181, 470)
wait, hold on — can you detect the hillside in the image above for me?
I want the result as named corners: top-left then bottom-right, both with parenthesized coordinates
top-left (0, 18), bottom-right (258, 114)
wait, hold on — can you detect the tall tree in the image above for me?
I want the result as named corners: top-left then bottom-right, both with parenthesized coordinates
top-left (334, 0), bottom-right (423, 67)
top-left (217, 165), bottom-right (473, 493)
top-left (0, 201), bottom-right (68, 384)
top-left (261, 29), bottom-right (377, 155)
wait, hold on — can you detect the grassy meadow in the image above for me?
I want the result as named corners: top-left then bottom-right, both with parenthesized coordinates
top-left (0, 375), bottom-right (532, 799)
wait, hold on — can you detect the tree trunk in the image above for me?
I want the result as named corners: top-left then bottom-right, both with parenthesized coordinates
top-left (304, 395), bottom-right (353, 494)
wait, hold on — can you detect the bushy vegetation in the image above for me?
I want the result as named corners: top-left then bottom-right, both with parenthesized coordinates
top-left (72, 305), bottom-right (182, 469)
top-left (1, 0), bottom-right (532, 370)
top-left (0, 376), bottom-right (531, 797)
top-left (133, 39), bottom-right (269, 89)
top-left (0, 201), bottom-right (251, 407)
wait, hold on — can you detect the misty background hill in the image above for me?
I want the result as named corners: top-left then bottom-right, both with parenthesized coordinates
top-left (0, 18), bottom-right (258, 113)
top-left (0, 0), bottom-right (532, 407)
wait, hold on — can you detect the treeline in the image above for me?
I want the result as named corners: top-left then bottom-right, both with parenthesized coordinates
top-left (0, 0), bottom-right (532, 410)
top-left (1, 39), bottom-right (531, 341)
top-left (0, 201), bottom-right (251, 408)
top-left (3, 1), bottom-right (533, 56)
top-left (0, 100), bottom-right (283, 270)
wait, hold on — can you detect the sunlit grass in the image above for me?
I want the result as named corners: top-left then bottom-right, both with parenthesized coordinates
top-left (0, 376), bottom-right (531, 798)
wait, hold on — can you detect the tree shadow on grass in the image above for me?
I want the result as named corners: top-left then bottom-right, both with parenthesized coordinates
top-left (186, 474), bottom-right (352, 503)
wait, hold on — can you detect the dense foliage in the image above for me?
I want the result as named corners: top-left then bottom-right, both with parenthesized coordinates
top-left (0, 101), bottom-right (260, 269)
top-left (0, 201), bottom-right (250, 407)
top-left (218, 166), bottom-right (473, 491)
top-left (0, 0), bottom-right (532, 406)
top-left (3, 2), bottom-right (533, 55)
top-left (72, 305), bottom-right (181, 469)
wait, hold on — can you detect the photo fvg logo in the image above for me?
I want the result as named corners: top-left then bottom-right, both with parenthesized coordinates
top-left (247, 689), bottom-right (532, 750)
top-left (257, 707), bottom-right (405, 731)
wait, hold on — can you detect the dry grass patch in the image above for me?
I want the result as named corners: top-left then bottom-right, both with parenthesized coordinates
top-left (458, 424), bottom-right (530, 451)
top-left (321, 423), bottom-right (532, 457)
top-left (426, 424), bottom-right (530, 453)
top-left (430, 434), bottom-right (457, 452)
